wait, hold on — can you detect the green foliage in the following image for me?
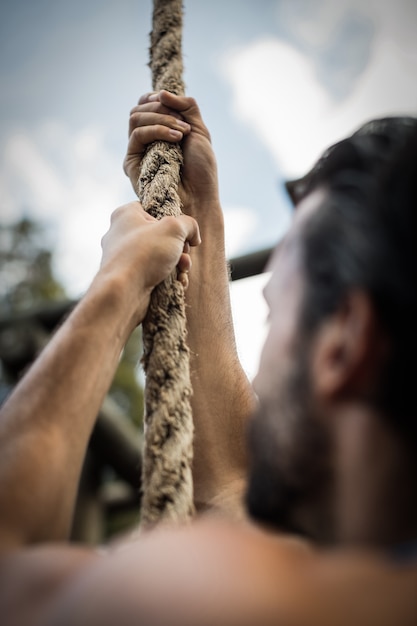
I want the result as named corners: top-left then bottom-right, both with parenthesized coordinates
top-left (109, 327), bottom-right (144, 429)
top-left (0, 215), bottom-right (145, 542)
top-left (0, 218), bottom-right (66, 314)
top-left (0, 215), bottom-right (145, 428)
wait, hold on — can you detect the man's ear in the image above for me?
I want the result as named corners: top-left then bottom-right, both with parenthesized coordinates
top-left (311, 290), bottom-right (386, 400)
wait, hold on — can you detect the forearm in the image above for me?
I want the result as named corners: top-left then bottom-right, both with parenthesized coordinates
top-left (0, 201), bottom-right (199, 548)
top-left (124, 90), bottom-right (255, 515)
top-left (186, 198), bottom-right (256, 515)
top-left (0, 274), bottom-right (138, 547)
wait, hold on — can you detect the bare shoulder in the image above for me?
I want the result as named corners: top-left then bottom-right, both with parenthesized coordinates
top-left (55, 519), bottom-right (417, 626)
top-left (2, 520), bottom-right (417, 626)
top-left (39, 518), bottom-right (312, 626)
top-left (0, 544), bottom-right (98, 626)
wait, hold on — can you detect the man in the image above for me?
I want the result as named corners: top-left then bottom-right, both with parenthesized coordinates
top-left (0, 91), bottom-right (416, 625)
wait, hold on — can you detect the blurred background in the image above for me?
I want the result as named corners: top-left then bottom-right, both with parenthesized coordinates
top-left (0, 0), bottom-right (416, 541)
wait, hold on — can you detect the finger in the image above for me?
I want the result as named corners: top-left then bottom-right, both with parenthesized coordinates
top-left (140, 210), bottom-right (158, 223)
top-left (152, 91), bottom-right (210, 140)
top-left (110, 201), bottom-right (157, 225)
top-left (158, 215), bottom-right (201, 248)
top-left (128, 111), bottom-right (190, 138)
top-left (177, 270), bottom-right (189, 290)
top-left (177, 215), bottom-right (201, 247)
top-left (177, 251), bottom-right (192, 273)
top-left (138, 92), bottom-right (158, 105)
top-left (138, 92), bottom-right (184, 108)
top-left (130, 102), bottom-right (185, 120)
top-left (125, 125), bottom-right (185, 165)
top-left (152, 90), bottom-right (201, 118)
top-left (177, 250), bottom-right (192, 291)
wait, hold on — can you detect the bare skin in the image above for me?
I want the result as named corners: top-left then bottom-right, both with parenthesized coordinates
top-left (125, 90), bottom-right (256, 515)
top-left (0, 93), bottom-right (416, 626)
top-left (0, 204), bottom-right (201, 548)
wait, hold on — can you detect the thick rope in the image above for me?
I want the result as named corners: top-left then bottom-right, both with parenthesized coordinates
top-left (136, 0), bottom-right (194, 527)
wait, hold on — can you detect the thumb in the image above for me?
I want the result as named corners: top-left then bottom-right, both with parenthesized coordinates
top-left (158, 91), bottom-right (206, 129)
top-left (158, 214), bottom-right (202, 248)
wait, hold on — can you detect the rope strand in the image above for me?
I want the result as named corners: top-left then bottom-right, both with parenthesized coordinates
top-left (137, 0), bottom-right (194, 527)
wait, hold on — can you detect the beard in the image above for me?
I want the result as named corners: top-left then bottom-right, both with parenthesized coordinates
top-left (245, 342), bottom-right (333, 543)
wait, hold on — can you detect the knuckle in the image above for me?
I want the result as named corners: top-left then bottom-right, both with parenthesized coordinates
top-left (129, 105), bottom-right (140, 116)
top-left (129, 111), bottom-right (141, 123)
top-left (131, 126), bottom-right (144, 141)
top-left (163, 215), bottom-right (179, 229)
top-left (144, 102), bottom-right (165, 114)
top-left (138, 92), bottom-right (152, 105)
top-left (186, 96), bottom-right (197, 108)
top-left (110, 206), bottom-right (124, 223)
top-left (163, 215), bottom-right (183, 237)
top-left (129, 112), bottom-right (143, 133)
top-left (155, 124), bottom-right (173, 138)
top-left (164, 114), bottom-right (178, 127)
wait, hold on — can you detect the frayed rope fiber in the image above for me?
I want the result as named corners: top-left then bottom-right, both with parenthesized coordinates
top-left (137, 0), bottom-right (194, 527)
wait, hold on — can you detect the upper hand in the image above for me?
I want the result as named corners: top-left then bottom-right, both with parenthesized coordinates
top-left (124, 91), bottom-right (220, 217)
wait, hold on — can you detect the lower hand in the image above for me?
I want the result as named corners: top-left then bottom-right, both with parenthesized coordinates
top-left (99, 201), bottom-right (201, 324)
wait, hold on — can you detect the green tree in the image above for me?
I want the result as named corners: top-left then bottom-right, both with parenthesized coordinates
top-left (110, 327), bottom-right (144, 428)
top-left (0, 215), bottom-right (145, 541)
top-left (0, 217), bottom-right (144, 430)
top-left (0, 218), bottom-right (66, 315)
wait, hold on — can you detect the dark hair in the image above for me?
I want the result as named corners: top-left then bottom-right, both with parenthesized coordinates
top-left (292, 117), bottom-right (417, 436)
top-left (286, 116), bottom-right (417, 205)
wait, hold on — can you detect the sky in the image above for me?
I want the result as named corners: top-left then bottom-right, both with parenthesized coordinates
top-left (0, 0), bottom-right (416, 379)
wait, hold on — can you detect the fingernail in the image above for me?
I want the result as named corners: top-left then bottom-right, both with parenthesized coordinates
top-left (148, 93), bottom-right (159, 102)
top-left (169, 129), bottom-right (183, 139)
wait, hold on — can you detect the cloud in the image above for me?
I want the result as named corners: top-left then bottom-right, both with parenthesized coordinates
top-left (275, 0), bottom-right (362, 48)
top-left (230, 272), bottom-right (270, 381)
top-left (275, 0), bottom-right (417, 53)
top-left (0, 124), bottom-right (260, 303)
top-left (221, 1), bottom-right (417, 177)
top-left (223, 205), bottom-right (259, 258)
top-left (222, 38), bottom-right (331, 176)
top-left (0, 124), bottom-right (260, 301)
top-left (0, 122), bottom-right (130, 296)
top-left (219, 0), bottom-right (417, 378)
top-left (0, 133), bottom-right (65, 219)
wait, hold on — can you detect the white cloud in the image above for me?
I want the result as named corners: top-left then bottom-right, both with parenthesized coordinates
top-left (223, 205), bottom-right (259, 258)
top-left (0, 134), bottom-right (65, 219)
top-left (0, 122), bottom-right (131, 296)
top-left (275, 0), bottom-right (417, 53)
top-left (0, 123), bottom-right (261, 307)
top-left (221, 2), bottom-right (417, 178)
top-left (275, 0), bottom-right (357, 48)
top-left (222, 38), bottom-right (331, 176)
top-left (230, 272), bottom-right (270, 381)
top-left (334, 38), bottom-right (417, 124)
